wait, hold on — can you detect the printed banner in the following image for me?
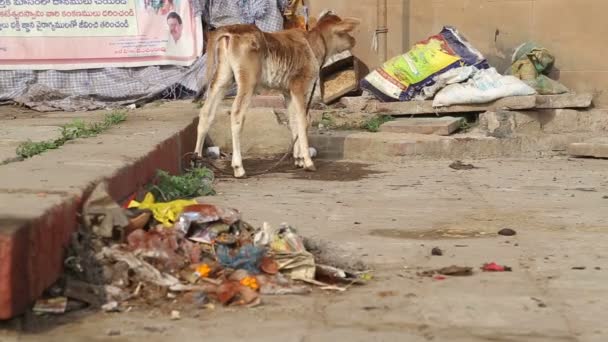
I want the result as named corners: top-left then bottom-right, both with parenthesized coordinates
top-left (0, 0), bottom-right (203, 70)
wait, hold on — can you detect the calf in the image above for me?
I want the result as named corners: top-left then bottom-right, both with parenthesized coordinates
top-left (193, 12), bottom-right (360, 178)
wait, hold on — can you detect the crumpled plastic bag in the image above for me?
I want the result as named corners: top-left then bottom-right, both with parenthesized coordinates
top-left (216, 244), bottom-right (266, 274)
top-left (267, 224), bottom-right (316, 281)
top-left (128, 192), bottom-right (197, 227)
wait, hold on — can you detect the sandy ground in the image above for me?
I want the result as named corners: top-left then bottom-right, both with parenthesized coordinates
top-left (2, 157), bottom-right (608, 342)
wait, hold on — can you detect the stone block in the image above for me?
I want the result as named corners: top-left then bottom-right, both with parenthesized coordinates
top-left (379, 117), bottom-right (463, 136)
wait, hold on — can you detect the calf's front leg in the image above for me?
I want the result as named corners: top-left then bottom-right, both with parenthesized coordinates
top-left (289, 89), bottom-right (315, 172)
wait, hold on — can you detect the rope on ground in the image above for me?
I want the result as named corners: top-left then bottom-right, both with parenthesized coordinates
top-left (181, 135), bottom-right (299, 178)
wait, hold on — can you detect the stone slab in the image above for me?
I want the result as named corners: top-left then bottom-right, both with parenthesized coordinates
top-left (535, 93), bottom-right (593, 109)
top-left (568, 138), bottom-right (608, 159)
top-left (366, 96), bottom-right (537, 115)
top-left (340, 94), bottom-right (593, 115)
top-left (379, 117), bottom-right (463, 136)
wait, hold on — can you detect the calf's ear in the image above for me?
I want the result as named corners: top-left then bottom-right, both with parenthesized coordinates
top-left (333, 17), bottom-right (361, 33)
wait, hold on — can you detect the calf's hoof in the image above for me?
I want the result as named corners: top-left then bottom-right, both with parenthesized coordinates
top-left (304, 164), bottom-right (316, 172)
top-left (233, 167), bottom-right (247, 179)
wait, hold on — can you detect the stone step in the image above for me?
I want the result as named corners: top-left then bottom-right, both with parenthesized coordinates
top-left (339, 93), bottom-right (593, 115)
top-left (568, 137), bottom-right (608, 159)
top-left (379, 117), bottom-right (463, 136)
top-left (309, 131), bottom-right (591, 162)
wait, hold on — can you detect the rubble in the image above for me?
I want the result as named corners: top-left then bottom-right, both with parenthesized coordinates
top-left (35, 187), bottom-right (370, 317)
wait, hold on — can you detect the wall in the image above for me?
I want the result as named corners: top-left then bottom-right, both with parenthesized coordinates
top-left (307, 0), bottom-right (408, 71)
top-left (409, 0), bottom-right (608, 108)
top-left (307, 0), bottom-right (608, 108)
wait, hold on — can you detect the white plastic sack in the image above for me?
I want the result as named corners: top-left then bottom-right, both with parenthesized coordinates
top-left (432, 67), bottom-right (536, 107)
top-left (415, 66), bottom-right (476, 100)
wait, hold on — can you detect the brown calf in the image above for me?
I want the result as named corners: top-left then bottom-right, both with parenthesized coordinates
top-left (194, 13), bottom-right (360, 178)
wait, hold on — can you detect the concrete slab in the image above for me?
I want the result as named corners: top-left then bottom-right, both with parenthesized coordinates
top-left (379, 117), bottom-right (463, 136)
top-left (309, 130), bottom-right (592, 162)
top-left (340, 94), bottom-right (593, 115)
top-left (568, 137), bottom-right (608, 159)
top-left (536, 93), bottom-right (593, 109)
top-left (359, 95), bottom-right (537, 115)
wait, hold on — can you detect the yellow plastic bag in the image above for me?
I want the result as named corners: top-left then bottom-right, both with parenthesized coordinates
top-left (128, 192), bottom-right (197, 227)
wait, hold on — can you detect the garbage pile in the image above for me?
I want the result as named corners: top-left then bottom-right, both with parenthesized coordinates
top-left (34, 181), bottom-right (368, 315)
top-left (359, 26), bottom-right (568, 107)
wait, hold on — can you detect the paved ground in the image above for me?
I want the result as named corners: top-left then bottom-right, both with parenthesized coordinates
top-left (2, 156), bottom-right (607, 342)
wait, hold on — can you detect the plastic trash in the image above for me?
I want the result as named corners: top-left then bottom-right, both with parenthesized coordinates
top-left (216, 244), bottom-right (265, 274)
top-left (128, 193), bottom-right (197, 228)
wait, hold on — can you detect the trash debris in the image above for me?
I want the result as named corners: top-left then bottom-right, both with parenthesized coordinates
top-left (481, 262), bottom-right (512, 272)
top-left (48, 188), bottom-right (369, 316)
top-left (33, 297), bottom-right (68, 314)
top-left (497, 228), bottom-right (517, 236)
top-left (128, 193), bottom-right (197, 227)
top-left (64, 278), bottom-right (106, 307)
top-left (308, 147), bottom-right (318, 159)
top-left (419, 265), bottom-right (473, 277)
top-left (449, 161), bottom-right (477, 170)
top-left (431, 247), bottom-right (443, 256)
top-left (170, 310), bottom-right (181, 320)
top-left (571, 266), bottom-right (586, 270)
top-left (83, 182), bottom-right (130, 239)
top-left (206, 146), bottom-right (221, 159)
top-left (361, 26), bottom-right (488, 102)
top-left (101, 301), bottom-right (120, 313)
top-left (97, 246), bottom-right (181, 288)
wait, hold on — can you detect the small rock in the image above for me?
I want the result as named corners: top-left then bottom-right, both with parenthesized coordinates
top-left (101, 301), bottom-right (120, 313)
top-left (354, 221), bottom-right (361, 225)
top-left (595, 267), bottom-right (601, 270)
top-left (498, 228), bottom-right (517, 236)
top-left (603, 196), bottom-right (608, 199)
top-left (143, 326), bottom-right (166, 333)
top-left (107, 330), bottom-right (121, 336)
top-left (449, 161), bottom-right (477, 170)
top-left (309, 147), bottom-right (317, 158)
top-left (572, 266), bottom-right (586, 270)
top-left (170, 310), bottom-right (181, 320)
top-left (431, 247), bottom-right (443, 256)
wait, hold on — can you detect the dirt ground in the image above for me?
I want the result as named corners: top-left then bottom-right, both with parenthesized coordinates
top-left (2, 157), bottom-right (608, 342)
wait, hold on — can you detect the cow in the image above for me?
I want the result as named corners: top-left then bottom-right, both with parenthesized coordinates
top-left (193, 12), bottom-right (360, 178)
